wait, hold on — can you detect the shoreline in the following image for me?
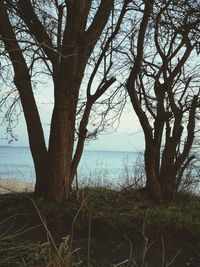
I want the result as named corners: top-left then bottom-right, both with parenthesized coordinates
top-left (0, 178), bottom-right (34, 194)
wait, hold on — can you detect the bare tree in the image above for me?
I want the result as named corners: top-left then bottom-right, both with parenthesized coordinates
top-left (0, 0), bottom-right (130, 202)
top-left (126, 0), bottom-right (200, 200)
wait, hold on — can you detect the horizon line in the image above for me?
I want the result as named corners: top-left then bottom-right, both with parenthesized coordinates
top-left (0, 145), bottom-right (143, 154)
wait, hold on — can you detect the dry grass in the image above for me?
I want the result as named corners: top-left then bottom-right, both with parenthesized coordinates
top-left (0, 185), bottom-right (200, 266)
top-left (0, 178), bottom-right (34, 194)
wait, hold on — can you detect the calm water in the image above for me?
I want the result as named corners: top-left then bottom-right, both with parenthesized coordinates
top-left (0, 146), bottom-right (140, 185)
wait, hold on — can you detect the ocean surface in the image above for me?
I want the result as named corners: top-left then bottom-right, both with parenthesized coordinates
top-left (0, 146), bottom-right (142, 186)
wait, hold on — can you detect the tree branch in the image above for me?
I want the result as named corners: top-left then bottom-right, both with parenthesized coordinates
top-left (17, 0), bottom-right (57, 64)
top-left (126, 0), bottom-right (154, 140)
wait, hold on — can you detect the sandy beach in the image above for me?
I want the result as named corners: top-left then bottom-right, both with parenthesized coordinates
top-left (0, 178), bottom-right (34, 194)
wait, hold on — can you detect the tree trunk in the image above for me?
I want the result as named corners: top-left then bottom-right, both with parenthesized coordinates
top-left (44, 106), bottom-right (75, 202)
top-left (43, 56), bottom-right (84, 202)
top-left (0, 2), bottom-right (47, 198)
top-left (14, 77), bottom-right (47, 198)
top-left (160, 147), bottom-right (176, 200)
top-left (144, 143), bottom-right (161, 200)
top-left (161, 175), bottom-right (176, 201)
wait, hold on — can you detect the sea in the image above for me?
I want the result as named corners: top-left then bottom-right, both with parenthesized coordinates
top-left (0, 146), bottom-right (143, 187)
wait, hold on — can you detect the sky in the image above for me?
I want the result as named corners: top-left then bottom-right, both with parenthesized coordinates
top-left (0, 107), bottom-right (144, 152)
top-left (0, 82), bottom-right (145, 152)
top-left (0, 106), bottom-right (144, 152)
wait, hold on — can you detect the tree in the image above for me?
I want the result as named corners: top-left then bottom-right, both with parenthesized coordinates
top-left (0, 0), bottom-right (129, 202)
top-left (126, 0), bottom-right (200, 200)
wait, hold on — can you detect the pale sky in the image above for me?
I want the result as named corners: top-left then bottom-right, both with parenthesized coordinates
top-left (0, 81), bottom-right (145, 152)
top-left (0, 103), bottom-right (144, 152)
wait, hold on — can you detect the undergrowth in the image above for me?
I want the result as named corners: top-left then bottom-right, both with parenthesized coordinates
top-left (0, 187), bottom-right (200, 266)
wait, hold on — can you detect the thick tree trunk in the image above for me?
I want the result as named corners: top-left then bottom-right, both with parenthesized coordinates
top-left (144, 143), bottom-right (161, 200)
top-left (160, 148), bottom-right (176, 200)
top-left (44, 57), bottom-right (84, 202)
top-left (161, 175), bottom-right (176, 200)
top-left (44, 107), bottom-right (75, 202)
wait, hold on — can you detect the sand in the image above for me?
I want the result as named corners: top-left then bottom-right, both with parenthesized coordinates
top-left (0, 178), bottom-right (34, 194)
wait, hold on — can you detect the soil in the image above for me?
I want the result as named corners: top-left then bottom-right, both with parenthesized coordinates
top-left (0, 191), bottom-right (200, 267)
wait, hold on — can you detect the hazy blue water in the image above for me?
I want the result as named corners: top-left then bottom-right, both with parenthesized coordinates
top-left (0, 146), bottom-right (140, 185)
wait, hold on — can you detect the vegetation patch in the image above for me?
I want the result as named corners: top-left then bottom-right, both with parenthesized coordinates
top-left (0, 187), bottom-right (200, 266)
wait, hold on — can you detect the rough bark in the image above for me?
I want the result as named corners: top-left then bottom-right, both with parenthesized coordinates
top-left (144, 142), bottom-right (162, 200)
top-left (45, 54), bottom-right (85, 201)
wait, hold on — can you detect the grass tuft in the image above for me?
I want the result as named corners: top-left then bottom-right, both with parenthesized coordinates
top-left (0, 187), bottom-right (200, 266)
